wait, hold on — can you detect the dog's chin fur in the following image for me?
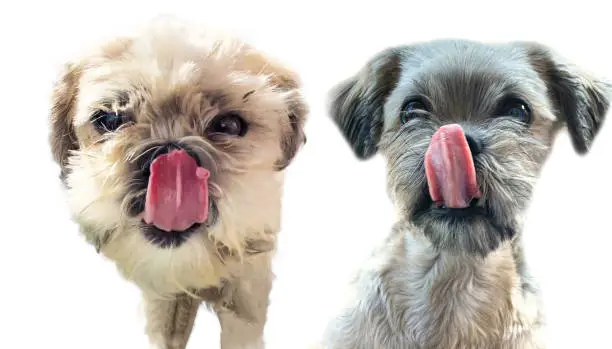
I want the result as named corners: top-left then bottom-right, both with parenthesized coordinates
top-left (49, 16), bottom-right (306, 349)
top-left (324, 39), bottom-right (609, 349)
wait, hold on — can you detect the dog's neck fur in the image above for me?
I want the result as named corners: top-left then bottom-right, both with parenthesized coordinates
top-left (330, 221), bottom-right (545, 349)
top-left (391, 221), bottom-right (544, 349)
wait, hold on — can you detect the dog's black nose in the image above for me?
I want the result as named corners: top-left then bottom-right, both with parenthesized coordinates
top-left (150, 142), bottom-right (182, 160)
top-left (465, 134), bottom-right (482, 156)
top-left (133, 142), bottom-right (202, 179)
top-left (148, 142), bottom-right (201, 166)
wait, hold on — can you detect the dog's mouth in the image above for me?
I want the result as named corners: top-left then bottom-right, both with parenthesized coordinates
top-left (411, 124), bottom-right (489, 220)
top-left (140, 222), bottom-right (202, 248)
top-left (413, 193), bottom-right (488, 219)
top-left (129, 197), bottom-right (219, 249)
top-left (431, 196), bottom-right (485, 213)
top-left (138, 199), bottom-right (218, 248)
top-left (142, 149), bottom-right (211, 232)
top-left (424, 124), bottom-right (481, 209)
top-left (126, 145), bottom-right (218, 248)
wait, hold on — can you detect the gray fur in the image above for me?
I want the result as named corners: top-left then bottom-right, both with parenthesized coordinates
top-left (329, 47), bottom-right (403, 159)
top-left (324, 40), bottom-right (609, 349)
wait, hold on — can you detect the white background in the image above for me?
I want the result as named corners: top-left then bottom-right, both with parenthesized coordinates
top-left (1, 0), bottom-right (611, 348)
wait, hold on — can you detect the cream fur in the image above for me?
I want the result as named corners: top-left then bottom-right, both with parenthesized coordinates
top-left (48, 16), bottom-right (306, 349)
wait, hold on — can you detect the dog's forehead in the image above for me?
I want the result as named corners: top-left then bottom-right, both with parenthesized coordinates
top-left (71, 38), bottom-right (272, 128)
top-left (384, 41), bottom-right (553, 123)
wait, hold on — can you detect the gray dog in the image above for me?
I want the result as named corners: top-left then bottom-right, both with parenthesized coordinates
top-left (323, 40), bottom-right (609, 349)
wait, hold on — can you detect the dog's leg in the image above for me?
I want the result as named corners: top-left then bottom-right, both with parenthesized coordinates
top-left (143, 292), bottom-right (201, 349)
top-left (216, 254), bottom-right (273, 349)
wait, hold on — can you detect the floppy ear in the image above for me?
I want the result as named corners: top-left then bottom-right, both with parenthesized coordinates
top-left (275, 91), bottom-right (308, 171)
top-left (265, 59), bottom-right (308, 171)
top-left (328, 47), bottom-right (403, 159)
top-left (521, 42), bottom-right (611, 154)
top-left (49, 62), bottom-right (81, 182)
top-left (238, 48), bottom-right (308, 170)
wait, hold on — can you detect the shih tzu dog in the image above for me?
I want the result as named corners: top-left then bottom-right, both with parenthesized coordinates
top-left (323, 40), bottom-right (609, 349)
top-left (48, 17), bottom-right (306, 349)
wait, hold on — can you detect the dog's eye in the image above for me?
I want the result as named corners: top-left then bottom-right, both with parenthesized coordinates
top-left (497, 99), bottom-right (532, 124)
top-left (91, 110), bottom-right (129, 133)
top-left (400, 100), bottom-right (429, 124)
top-left (208, 112), bottom-right (248, 137)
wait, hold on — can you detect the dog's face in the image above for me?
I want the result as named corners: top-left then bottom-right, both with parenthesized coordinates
top-left (330, 40), bottom-right (609, 256)
top-left (49, 20), bottom-right (306, 294)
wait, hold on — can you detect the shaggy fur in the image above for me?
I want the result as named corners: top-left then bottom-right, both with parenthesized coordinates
top-left (48, 17), bottom-right (307, 349)
top-left (323, 40), bottom-right (609, 349)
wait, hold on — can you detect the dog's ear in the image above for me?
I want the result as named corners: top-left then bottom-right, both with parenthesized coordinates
top-left (520, 42), bottom-right (611, 154)
top-left (275, 91), bottom-right (308, 171)
top-left (238, 48), bottom-right (308, 170)
top-left (266, 61), bottom-right (308, 171)
top-left (328, 47), bottom-right (403, 159)
top-left (49, 62), bottom-right (82, 181)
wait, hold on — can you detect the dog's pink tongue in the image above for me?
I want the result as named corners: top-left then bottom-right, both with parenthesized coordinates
top-left (144, 149), bottom-right (210, 232)
top-left (424, 124), bottom-right (481, 209)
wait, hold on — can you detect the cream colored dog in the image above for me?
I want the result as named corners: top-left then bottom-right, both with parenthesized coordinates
top-left (48, 17), bottom-right (307, 349)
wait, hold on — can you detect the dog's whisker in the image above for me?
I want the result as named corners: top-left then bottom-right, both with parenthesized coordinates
top-left (127, 145), bottom-right (162, 163)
